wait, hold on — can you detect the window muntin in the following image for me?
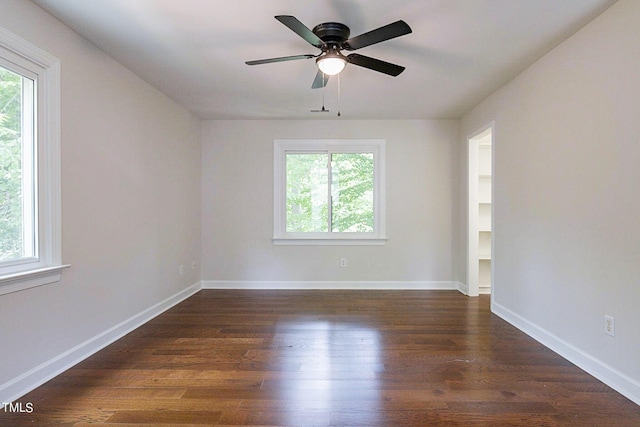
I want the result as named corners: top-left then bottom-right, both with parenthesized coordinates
top-left (274, 139), bottom-right (385, 245)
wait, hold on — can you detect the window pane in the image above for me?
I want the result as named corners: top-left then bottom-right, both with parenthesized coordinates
top-left (286, 153), bottom-right (328, 232)
top-left (0, 65), bottom-right (35, 262)
top-left (331, 153), bottom-right (374, 232)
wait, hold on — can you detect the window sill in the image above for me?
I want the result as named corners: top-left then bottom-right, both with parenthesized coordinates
top-left (0, 264), bottom-right (71, 296)
top-left (273, 238), bottom-right (387, 246)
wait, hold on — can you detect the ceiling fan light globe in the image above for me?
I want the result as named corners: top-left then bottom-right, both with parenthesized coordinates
top-left (317, 56), bottom-right (346, 76)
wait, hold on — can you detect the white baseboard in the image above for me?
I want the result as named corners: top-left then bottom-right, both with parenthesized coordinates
top-left (202, 280), bottom-right (461, 291)
top-left (457, 281), bottom-right (470, 295)
top-left (479, 287), bottom-right (492, 295)
top-left (492, 301), bottom-right (640, 406)
top-left (0, 282), bottom-right (202, 403)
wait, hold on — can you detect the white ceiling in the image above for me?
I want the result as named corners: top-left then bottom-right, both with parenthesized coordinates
top-left (32, 0), bottom-right (616, 120)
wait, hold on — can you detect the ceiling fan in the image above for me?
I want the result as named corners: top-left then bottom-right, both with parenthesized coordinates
top-left (246, 15), bottom-right (412, 88)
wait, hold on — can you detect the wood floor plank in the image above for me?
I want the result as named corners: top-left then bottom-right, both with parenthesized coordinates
top-left (107, 410), bottom-right (223, 424)
top-left (2, 290), bottom-right (639, 426)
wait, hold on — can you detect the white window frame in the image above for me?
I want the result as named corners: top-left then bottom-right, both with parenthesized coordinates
top-left (0, 26), bottom-right (68, 295)
top-left (274, 139), bottom-right (386, 245)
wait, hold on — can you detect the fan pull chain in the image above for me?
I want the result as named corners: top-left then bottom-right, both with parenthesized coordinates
top-left (322, 72), bottom-right (326, 111)
top-left (337, 72), bottom-right (341, 117)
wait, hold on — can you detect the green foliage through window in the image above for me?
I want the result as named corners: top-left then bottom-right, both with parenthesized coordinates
top-left (331, 153), bottom-right (374, 232)
top-left (0, 66), bottom-right (24, 262)
top-left (285, 151), bottom-right (374, 233)
top-left (286, 153), bottom-right (328, 232)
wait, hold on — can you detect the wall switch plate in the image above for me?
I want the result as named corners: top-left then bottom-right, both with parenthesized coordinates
top-left (179, 264), bottom-right (184, 276)
top-left (604, 315), bottom-right (615, 336)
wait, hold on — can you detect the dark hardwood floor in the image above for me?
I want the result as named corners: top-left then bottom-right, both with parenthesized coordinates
top-left (3, 290), bottom-right (639, 426)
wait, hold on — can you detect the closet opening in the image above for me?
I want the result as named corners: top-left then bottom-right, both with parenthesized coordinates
top-left (467, 125), bottom-right (493, 296)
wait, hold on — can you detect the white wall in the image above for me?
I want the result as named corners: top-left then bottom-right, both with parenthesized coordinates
top-left (201, 120), bottom-right (459, 286)
top-left (460, 0), bottom-right (640, 403)
top-left (0, 0), bottom-right (201, 400)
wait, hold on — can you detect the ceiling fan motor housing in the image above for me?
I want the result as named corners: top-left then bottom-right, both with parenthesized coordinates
top-left (312, 22), bottom-right (350, 48)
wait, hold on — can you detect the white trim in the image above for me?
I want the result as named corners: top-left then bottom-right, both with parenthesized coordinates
top-left (467, 135), bottom-right (480, 297)
top-left (41, 59), bottom-right (62, 265)
top-left (0, 282), bottom-right (202, 403)
top-left (492, 301), bottom-right (640, 406)
top-left (0, 25), bottom-right (65, 292)
top-left (466, 122), bottom-right (495, 297)
top-left (0, 264), bottom-right (70, 296)
top-left (203, 280), bottom-right (460, 290)
top-left (479, 284), bottom-right (492, 295)
top-left (457, 281), bottom-right (470, 295)
top-left (0, 26), bottom-right (59, 67)
top-left (273, 238), bottom-right (387, 246)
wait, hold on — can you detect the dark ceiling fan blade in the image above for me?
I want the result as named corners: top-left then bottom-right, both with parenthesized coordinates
top-left (343, 20), bottom-right (412, 51)
top-left (245, 54), bottom-right (316, 65)
top-left (275, 15), bottom-right (325, 48)
top-left (347, 53), bottom-right (405, 76)
top-left (311, 70), bottom-right (330, 89)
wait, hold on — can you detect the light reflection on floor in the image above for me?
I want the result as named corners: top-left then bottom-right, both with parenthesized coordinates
top-left (273, 318), bottom-right (382, 422)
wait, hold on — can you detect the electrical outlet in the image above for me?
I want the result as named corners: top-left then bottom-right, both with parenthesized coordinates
top-left (192, 261), bottom-right (196, 270)
top-left (179, 264), bottom-right (184, 276)
top-left (340, 258), bottom-right (347, 268)
top-left (604, 315), bottom-right (615, 337)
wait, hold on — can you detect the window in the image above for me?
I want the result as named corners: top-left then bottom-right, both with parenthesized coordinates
top-left (0, 26), bottom-right (66, 295)
top-left (274, 139), bottom-right (386, 245)
top-left (1, 65), bottom-right (35, 263)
